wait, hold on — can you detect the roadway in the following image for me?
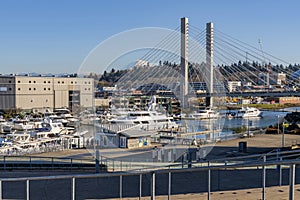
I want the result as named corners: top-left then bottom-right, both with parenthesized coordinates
top-left (195, 90), bottom-right (300, 97)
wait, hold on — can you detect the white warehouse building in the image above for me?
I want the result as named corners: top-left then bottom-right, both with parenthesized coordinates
top-left (0, 75), bottom-right (94, 112)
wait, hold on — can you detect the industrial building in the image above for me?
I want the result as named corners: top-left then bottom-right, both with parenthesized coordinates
top-left (0, 75), bottom-right (94, 112)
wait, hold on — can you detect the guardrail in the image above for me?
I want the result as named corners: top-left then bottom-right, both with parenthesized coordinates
top-left (98, 148), bottom-right (300, 172)
top-left (2, 147), bottom-right (299, 173)
top-left (0, 159), bottom-right (299, 200)
top-left (0, 155), bottom-right (96, 171)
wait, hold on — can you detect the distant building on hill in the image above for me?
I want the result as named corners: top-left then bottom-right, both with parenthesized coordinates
top-left (226, 81), bottom-right (241, 92)
top-left (0, 74), bottom-right (94, 112)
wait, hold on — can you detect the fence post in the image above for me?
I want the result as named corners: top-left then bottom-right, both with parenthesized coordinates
top-left (26, 179), bottom-right (29, 200)
top-left (289, 164), bottom-right (295, 200)
top-left (71, 158), bottom-right (73, 170)
top-left (279, 157), bottom-right (282, 186)
top-left (139, 173), bottom-right (142, 200)
top-left (168, 172), bottom-right (172, 200)
top-left (218, 169), bottom-right (220, 191)
top-left (3, 156), bottom-right (5, 171)
top-left (113, 160), bottom-right (115, 172)
top-left (29, 156), bottom-right (32, 170)
top-left (208, 161), bottom-right (211, 200)
top-left (72, 177), bottom-right (75, 200)
top-left (151, 172), bottom-right (155, 200)
top-left (120, 175), bottom-right (122, 199)
top-left (51, 157), bottom-right (54, 170)
top-left (0, 180), bottom-right (2, 200)
top-left (95, 149), bottom-right (100, 173)
top-left (262, 156), bottom-right (266, 200)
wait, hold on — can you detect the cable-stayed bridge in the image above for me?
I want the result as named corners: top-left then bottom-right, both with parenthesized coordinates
top-left (108, 17), bottom-right (300, 107)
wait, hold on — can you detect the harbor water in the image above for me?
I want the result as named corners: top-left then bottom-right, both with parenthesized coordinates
top-left (181, 109), bottom-right (290, 141)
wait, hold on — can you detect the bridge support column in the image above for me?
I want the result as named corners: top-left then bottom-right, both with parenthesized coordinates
top-left (206, 22), bottom-right (214, 108)
top-left (181, 17), bottom-right (189, 108)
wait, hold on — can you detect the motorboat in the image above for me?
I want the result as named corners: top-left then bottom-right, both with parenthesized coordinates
top-left (109, 110), bottom-right (178, 130)
top-left (6, 132), bottom-right (31, 144)
top-left (229, 107), bottom-right (262, 118)
top-left (80, 113), bottom-right (101, 125)
top-left (109, 96), bottom-right (178, 130)
top-left (189, 107), bottom-right (219, 119)
top-left (52, 108), bottom-right (79, 127)
top-left (0, 122), bottom-right (13, 133)
top-left (12, 119), bottom-right (35, 131)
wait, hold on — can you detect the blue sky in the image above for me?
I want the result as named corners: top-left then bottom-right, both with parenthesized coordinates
top-left (0, 0), bottom-right (299, 74)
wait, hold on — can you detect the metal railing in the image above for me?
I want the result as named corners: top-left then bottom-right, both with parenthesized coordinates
top-left (98, 148), bottom-right (300, 172)
top-left (0, 155), bottom-right (95, 171)
top-left (1, 148), bottom-right (299, 172)
top-left (0, 159), bottom-right (299, 200)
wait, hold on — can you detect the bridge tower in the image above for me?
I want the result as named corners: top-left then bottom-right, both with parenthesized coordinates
top-left (181, 17), bottom-right (189, 107)
top-left (206, 22), bottom-right (214, 107)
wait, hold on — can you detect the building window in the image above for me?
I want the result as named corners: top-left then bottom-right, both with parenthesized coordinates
top-left (9, 88), bottom-right (12, 91)
top-left (29, 81), bottom-right (31, 83)
top-left (30, 100), bottom-right (33, 102)
top-left (44, 88), bottom-right (46, 90)
top-left (71, 81), bottom-right (73, 84)
top-left (88, 82), bottom-right (90, 84)
top-left (58, 81), bottom-right (60, 84)
top-left (48, 88), bottom-right (51, 90)
top-left (48, 81), bottom-right (50, 83)
top-left (62, 81), bottom-right (64, 84)
top-left (44, 81), bottom-right (46, 84)
top-left (18, 81), bottom-right (20, 83)
top-left (29, 88), bottom-right (31, 90)
top-left (34, 88), bottom-right (36, 90)
top-left (9, 80), bottom-right (11, 83)
top-left (34, 81), bottom-right (36, 83)
top-left (18, 88), bottom-right (20, 90)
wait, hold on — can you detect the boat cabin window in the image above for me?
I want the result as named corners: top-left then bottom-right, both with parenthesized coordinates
top-left (198, 110), bottom-right (207, 113)
top-left (129, 113), bottom-right (151, 117)
top-left (157, 119), bottom-right (168, 122)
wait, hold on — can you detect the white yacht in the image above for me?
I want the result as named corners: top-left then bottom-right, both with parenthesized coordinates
top-left (53, 108), bottom-right (79, 127)
top-left (230, 107), bottom-right (262, 118)
top-left (26, 120), bottom-right (70, 141)
top-left (109, 96), bottom-right (178, 130)
top-left (109, 110), bottom-right (178, 130)
top-left (12, 119), bottom-right (35, 131)
top-left (189, 107), bottom-right (219, 119)
top-left (80, 113), bottom-right (101, 125)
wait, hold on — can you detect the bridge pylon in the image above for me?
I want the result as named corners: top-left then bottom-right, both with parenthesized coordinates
top-left (206, 22), bottom-right (214, 107)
